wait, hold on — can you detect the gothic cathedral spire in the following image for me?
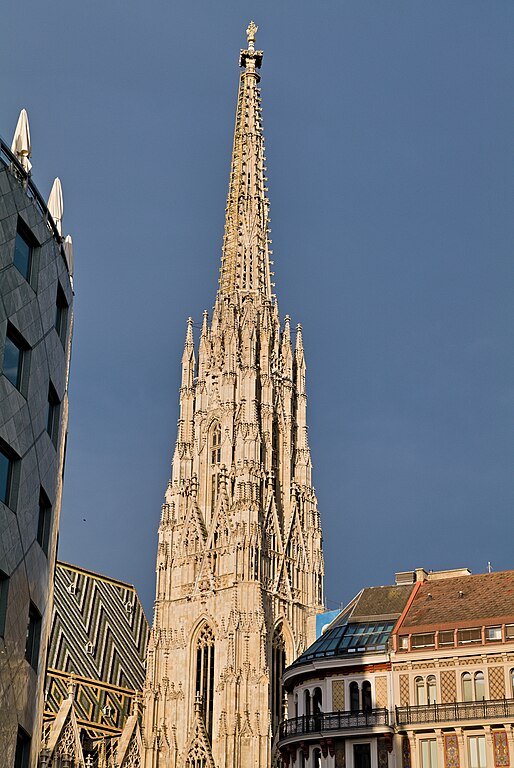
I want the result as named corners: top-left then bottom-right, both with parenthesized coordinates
top-left (143, 23), bottom-right (324, 768)
top-left (219, 21), bottom-right (272, 301)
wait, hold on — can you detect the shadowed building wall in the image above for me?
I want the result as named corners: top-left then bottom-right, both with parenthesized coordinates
top-left (0, 138), bottom-right (73, 767)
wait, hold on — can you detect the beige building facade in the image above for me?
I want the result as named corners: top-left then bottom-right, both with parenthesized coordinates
top-left (142, 22), bottom-right (324, 768)
top-left (393, 569), bottom-right (514, 768)
top-left (278, 569), bottom-right (514, 768)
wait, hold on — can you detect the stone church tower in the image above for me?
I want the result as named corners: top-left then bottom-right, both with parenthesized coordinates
top-left (143, 23), bottom-right (324, 768)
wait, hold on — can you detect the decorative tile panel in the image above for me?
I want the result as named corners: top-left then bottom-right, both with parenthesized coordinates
top-left (494, 731), bottom-right (510, 768)
top-left (444, 734), bottom-right (460, 768)
top-left (402, 737), bottom-right (411, 768)
top-left (378, 738), bottom-right (389, 768)
top-left (400, 674), bottom-right (410, 706)
top-left (440, 671), bottom-right (457, 703)
top-left (335, 739), bottom-right (346, 768)
top-left (489, 667), bottom-right (505, 699)
top-left (332, 681), bottom-right (344, 711)
top-left (375, 676), bottom-right (387, 708)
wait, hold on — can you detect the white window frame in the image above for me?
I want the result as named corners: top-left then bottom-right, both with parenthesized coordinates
top-left (468, 735), bottom-right (487, 768)
top-left (420, 739), bottom-right (438, 768)
top-left (346, 739), bottom-right (377, 768)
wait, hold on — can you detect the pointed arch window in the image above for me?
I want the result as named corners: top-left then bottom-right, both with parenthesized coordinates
top-left (195, 624), bottom-right (215, 742)
top-left (271, 626), bottom-right (286, 739)
top-left (211, 422), bottom-right (221, 465)
top-left (210, 422), bottom-right (222, 516)
top-left (209, 421), bottom-right (221, 515)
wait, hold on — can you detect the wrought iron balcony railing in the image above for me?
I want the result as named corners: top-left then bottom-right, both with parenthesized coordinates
top-left (279, 708), bottom-right (390, 740)
top-left (396, 698), bottom-right (514, 726)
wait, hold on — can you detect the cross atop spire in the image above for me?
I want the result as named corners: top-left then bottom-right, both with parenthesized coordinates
top-left (219, 23), bottom-right (271, 302)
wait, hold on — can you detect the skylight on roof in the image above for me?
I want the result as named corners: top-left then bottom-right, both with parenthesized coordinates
top-left (295, 620), bottom-right (395, 664)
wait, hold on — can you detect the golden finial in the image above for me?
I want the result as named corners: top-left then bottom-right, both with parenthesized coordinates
top-left (246, 21), bottom-right (258, 52)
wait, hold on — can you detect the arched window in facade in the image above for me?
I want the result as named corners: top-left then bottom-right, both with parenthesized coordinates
top-left (462, 672), bottom-right (473, 702)
top-left (362, 680), bottom-right (372, 712)
top-left (304, 689), bottom-right (311, 717)
top-left (415, 676), bottom-right (426, 706)
top-left (271, 626), bottom-right (286, 739)
top-left (313, 687), bottom-right (322, 715)
top-left (210, 422), bottom-right (222, 515)
top-left (349, 681), bottom-right (360, 712)
top-left (474, 671), bottom-right (485, 701)
top-left (462, 671), bottom-right (485, 702)
top-left (511, 669), bottom-right (514, 697)
top-left (313, 748), bottom-right (322, 768)
top-left (195, 624), bottom-right (215, 741)
top-left (427, 675), bottom-right (437, 704)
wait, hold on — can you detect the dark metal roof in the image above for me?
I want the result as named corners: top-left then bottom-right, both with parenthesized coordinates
top-left (291, 583), bottom-right (413, 667)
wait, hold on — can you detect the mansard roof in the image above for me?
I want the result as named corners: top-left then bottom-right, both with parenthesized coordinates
top-left (400, 570), bottom-right (514, 631)
top-left (290, 583), bottom-right (413, 669)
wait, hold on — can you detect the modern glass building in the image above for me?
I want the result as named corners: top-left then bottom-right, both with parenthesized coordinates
top-left (0, 133), bottom-right (73, 767)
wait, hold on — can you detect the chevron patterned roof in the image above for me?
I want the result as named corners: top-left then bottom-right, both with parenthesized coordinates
top-left (44, 561), bottom-right (149, 737)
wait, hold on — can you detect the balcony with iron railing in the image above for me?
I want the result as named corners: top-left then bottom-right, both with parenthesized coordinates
top-left (279, 708), bottom-right (390, 741)
top-left (396, 698), bottom-right (514, 726)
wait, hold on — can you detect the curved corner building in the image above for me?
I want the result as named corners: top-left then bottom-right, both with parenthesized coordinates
top-left (0, 136), bottom-right (73, 766)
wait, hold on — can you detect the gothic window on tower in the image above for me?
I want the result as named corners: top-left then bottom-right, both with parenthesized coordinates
top-left (210, 422), bottom-right (222, 516)
top-left (271, 625), bottom-right (286, 740)
top-left (195, 623), bottom-right (215, 742)
top-left (211, 422), bottom-right (221, 464)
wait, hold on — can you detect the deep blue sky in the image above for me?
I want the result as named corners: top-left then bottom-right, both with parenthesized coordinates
top-left (2, 2), bottom-right (513, 620)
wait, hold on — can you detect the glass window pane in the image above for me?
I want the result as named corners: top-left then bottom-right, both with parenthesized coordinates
top-left (462, 673), bottom-right (473, 702)
top-left (0, 571), bottom-right (8, 637)
top-left (478, 737), bottom-right (486, 768)
top-left (486, 626), bottom-right (502, 641)
top-left (3, 335), bottom-right (22, 387)
top-left (421, 740), bottom-right (437, 768)
top-left (430, 741), bottom-right (438, 768)
top-left (416, 678), bottom-right (427, 706)
top-left (427, 676), bottom-right (437, 704)
top-left (0, 450), bottom-right (11, 505)
top-left (14, 231), bottom-right (31, 280)
top-left (37, 492), bottom-right (52, 556)
top-left (469, 738), bottom-right (478, 768)
top-left (474, 672), bottom-right (485, 701)
top-left (469, 736), bottom-right (486, 768)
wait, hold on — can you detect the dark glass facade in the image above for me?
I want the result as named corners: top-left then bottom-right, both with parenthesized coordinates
top-left (0, 144), bottom-right (73, 766)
